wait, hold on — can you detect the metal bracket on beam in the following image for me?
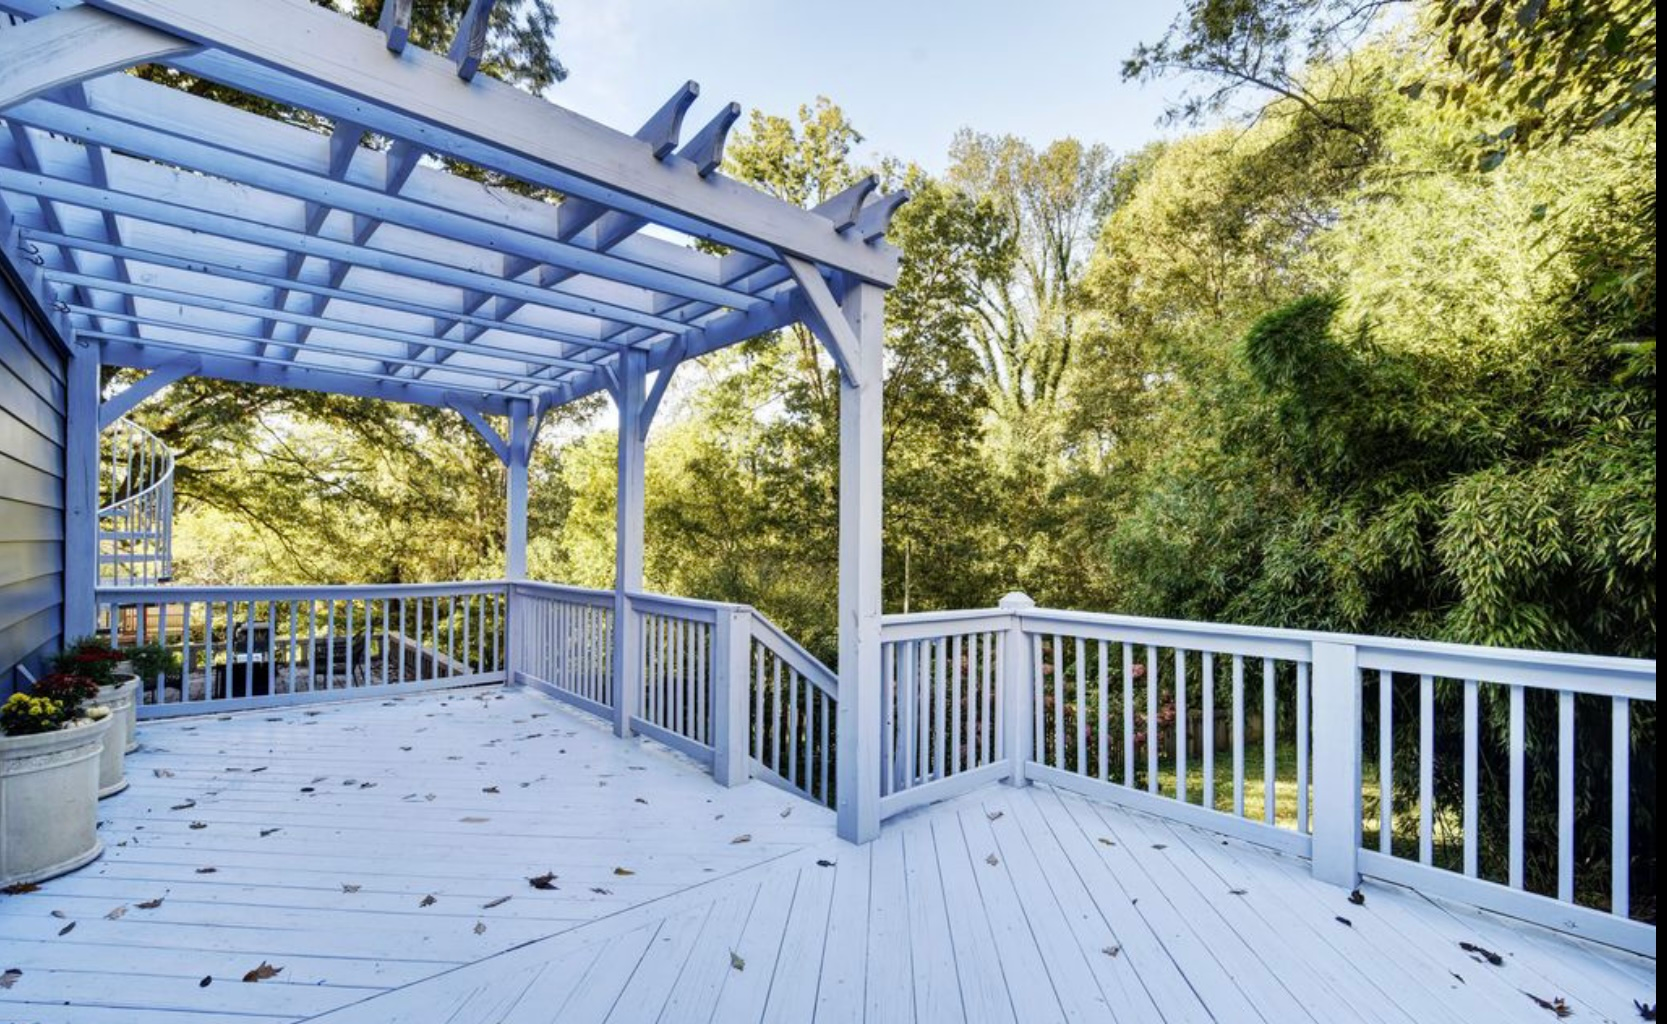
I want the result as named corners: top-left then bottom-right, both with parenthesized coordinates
top-left (449, 0), bottom-right (498, 82)
top-left (785, 255), bottom-right (860, 387)
top-left (446, 395), bottom-right (509, 463)
top-left (679, 102), bottom-right (742, 178)
top-left (98, 353), bottom-right (200, 428)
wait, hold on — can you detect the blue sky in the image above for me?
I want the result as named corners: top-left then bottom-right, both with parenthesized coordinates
top-left (552, 0), bottom-right (1194, 174)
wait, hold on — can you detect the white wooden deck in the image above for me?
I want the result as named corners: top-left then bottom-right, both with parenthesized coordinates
top-left (0, 689), bottom-right (1653, 1024)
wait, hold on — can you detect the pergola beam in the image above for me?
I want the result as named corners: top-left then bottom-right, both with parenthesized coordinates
top-left (73, 0), bottom-right (901, 284)
top-left (0, 3), bottom-right (195, 111)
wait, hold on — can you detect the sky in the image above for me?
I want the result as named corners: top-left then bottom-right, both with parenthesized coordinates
top-left (550, 0), bottom-right (1196, 175)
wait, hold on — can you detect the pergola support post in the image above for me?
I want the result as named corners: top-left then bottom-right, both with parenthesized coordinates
top-left (63, 344), bottom-right (100, 641)
top-left (835, 282), bottom-right (885, 843)
top-left (504, 399), bottom-right (531, 681)
top-left (612, 349), bottom-right (647, 737)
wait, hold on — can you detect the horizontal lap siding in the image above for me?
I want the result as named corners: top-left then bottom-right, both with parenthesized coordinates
top-left (0, 261), bottom-right (66, 690)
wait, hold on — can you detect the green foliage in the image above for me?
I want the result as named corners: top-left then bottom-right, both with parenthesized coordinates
top-left (51, 636), bottom-right (123, 690)
top-left (125, 642), bottom-right (181, 686)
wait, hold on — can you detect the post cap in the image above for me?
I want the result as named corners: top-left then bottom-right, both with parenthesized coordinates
top-left (997, 591), bottom-right (1036, 610)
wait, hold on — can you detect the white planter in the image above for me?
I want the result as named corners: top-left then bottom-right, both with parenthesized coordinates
top-left (95, 677), bottom-right (138, 798)
top-left (110, 672), bottom-right (140, 753)
top-left (0, 716), bottom-right (111, 887)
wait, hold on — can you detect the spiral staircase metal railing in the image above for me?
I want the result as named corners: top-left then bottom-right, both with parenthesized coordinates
top-left (98, 417), bottom-right (175, 586)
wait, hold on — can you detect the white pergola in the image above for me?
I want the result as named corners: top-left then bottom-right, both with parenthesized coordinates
top-left (0, 0), bottom-right (902, 841)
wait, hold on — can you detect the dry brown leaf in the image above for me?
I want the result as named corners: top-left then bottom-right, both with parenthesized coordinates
top-left (419, 894), bottom-right (437, 907)
top-left (341, 884), bottom-right (362, 894)
top-left (1348, 888), bottom-right (1366, 906)
top-left (57, 922), bottom-right (75, 936)
top-left (137, 896), bottom-right (165, 910)
top-left (482, 786), bottom-right (500, 794)
top-left (188, 822), bottom-right (207, 830)
top-left (242, 962), bottom-right (282, 983)
top-left (482, 895), bottom-right (511, 909)
top-left (1097, 837), bottom-right (1115, 846)
top-left (528, 872), bottom-right (559, 890)
top-left (105, 906), bottom-right (127, 920)
top-left (591, 887), bottom-right (612, 895)
top-left (731, 834), bottom-right (752, 845)
top-left (612, 866), bottom-right (635, 877)
top-left (153, 769), bottom-right (174, 778)
top-left (195, 867), bottom-right (218, 875)
top-left (473, 921), bottom-right (486, 935)
top-left (259, 828), bottom-right (281, 838)
top-left (0, 969), bottom-right (20, 990)
top-left (1103, 945), bottom-right (1122, 958)
top-left (986, 810), bottom-right (1004, 821)
top-left (2, 882), bottom-right (40, 896)
top-left (460, 817), bottom-right (490, 824)
top-left (199, 975), bottom-right (212, 988)
top-left (170, 800), bottom-right (196, 811)
top-left (730, 950), bottom-right (746, 971)
top-left (1524, 993), bottom-right (1574, 1019)
top-left (985, 853), bottom-right (999, 866)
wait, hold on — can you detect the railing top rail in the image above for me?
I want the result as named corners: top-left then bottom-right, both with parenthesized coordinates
top-left (97, 580), bottom-right (510, 601)
top-left (629, 592), bottom-right (724, 624)
top-left (510, 580), bottom-right (616, 606)
top-left (100, 417), bottom-right (174, 514)
top-left (750, 610), bottom-right (837, 696)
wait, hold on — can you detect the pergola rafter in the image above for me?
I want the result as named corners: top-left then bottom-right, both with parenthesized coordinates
top-left (0, 0), bottom-right (903, 844)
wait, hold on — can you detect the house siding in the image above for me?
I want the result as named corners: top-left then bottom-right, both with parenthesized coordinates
top-left (0, 257), bottom-right (66, 690)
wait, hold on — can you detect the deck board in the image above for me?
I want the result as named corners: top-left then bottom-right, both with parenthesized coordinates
top-left (1, 686), bottom-right (1653, 1024)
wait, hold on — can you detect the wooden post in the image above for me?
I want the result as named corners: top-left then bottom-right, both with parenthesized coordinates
top-left (835, 282), bottom-right (884, 843)
top-left (1311, 641), bottom-right (1362, 888)
top-left (711, 604), bottom-right (752, 787)
top-left (63, 344), bottom-right (100, 641)
top-left (611, 349), bottom-right (646, 738)
top-left (999, 591), bottom-right (1035, 787)
top-left (504, 399), bottom-right (530, 683)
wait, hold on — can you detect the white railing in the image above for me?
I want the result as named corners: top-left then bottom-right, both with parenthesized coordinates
top-left (508, 582), bottom-right (614, 716)
top-left (748, 609), bottom-right (838, 807)
top-left (98, 417), bottom-right (174, 585)
top-left (874, 595), bottom-right (1656, 957)
top-left (96, 581), bottom-right (508, 716)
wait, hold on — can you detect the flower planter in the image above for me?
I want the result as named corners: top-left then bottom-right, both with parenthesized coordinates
top-left (108, 672), bottom-right (140, 754)
top-left (95, 677), bottom-right (138, 798)
top-left (0, 716), bottom-right (112, 887)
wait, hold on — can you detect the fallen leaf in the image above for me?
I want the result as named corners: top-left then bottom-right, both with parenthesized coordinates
top-left (105, 906), bottom-right (127, 920)
top-left (1228, 888), bottom-right (1249, 896)
top-left (171, 800), bottom-right (197, 811)
top-left (986, 810), bottom-right (1004, 821)
top-left (189, 822), bottom-right (207, 830)
top-left (731, 834), bottom-right (752, 845)
top-left (730, 950), bottom-right (746, 971)
top-left (0, 969), bottom-right (20, 989)
top-left (634, 797), bottom-right (648, 804)
top-left (1097, 838), bottom-right (1115, 847)
top-left (1151, 843), bottom-right (1168, 851)
top-left (612, 867), bottom-right (635, 877)
top-left (816, 859), bottom-right (835, 868)
top-left (1, 883), bottom-right (40, 896)
top-left (137, 896), bottom-right (166, 910)
top-left (528, 872), bottom-right (559, 890)
top-left (300, 787), bottom-right (315, 793)
top-left (250, 767), bottom-right (268, 774)
top-left (1335, 916), bottom-right (1353, 927)
top-left (1524, 992), bottom-right (1573, 1018)
top-left (1451, 972), bottom-right (1467, 985)
top-left (199, 975), bottom-right (212, 987)
top-left (1460, 941), bottom-right (1505, 967)
top-left (474, 921), bottom-right (486, 935)
top-left (153, 769), bottom-right (175, 778)
top-left (591, 887), bottom-right (612, 895)
top-left (359, 781), bottom-right (376, 789)
top-left (57, 922), bottom-right (75, 936)
top-left (419, 894), bottom-right (436, 907)
top-left (986, 853), bottom-right (1000, 866)
top-left (1348, 889), bottom-right (1366, 906)
top-left (49, 910), bottom-right (65, 918)
top-left (259, 828), bottom-right (281, 838)
top-left (341, 884), bottom-right (362, 894)
top-left (242, 962), bottom-right (282, 983)
top-left (482, 786), bottom-right (500, 794)
top-left (1102, 945), bottom-right (1122, 958)
top-left (1636, 1001), bottom-right (1655, 1021)
top-left (460, 816), bottom-right (490, 824)
top-left (482, 895), bottom-right (511, 909)
top-left (195, 867), bottom-right (218, 874)
top-left (400, 746), bottom-right (413, 752)
top-left (780, 807), bottom-right (793, 818)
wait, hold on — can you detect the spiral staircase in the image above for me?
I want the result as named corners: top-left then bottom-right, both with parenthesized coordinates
top-left (97, 417), bottom-right (175, 586)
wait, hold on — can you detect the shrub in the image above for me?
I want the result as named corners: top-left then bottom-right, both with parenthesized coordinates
top-left (125, 642), bottom-right (180, 685)
top-left (31, 673), bottom-right (100, 718)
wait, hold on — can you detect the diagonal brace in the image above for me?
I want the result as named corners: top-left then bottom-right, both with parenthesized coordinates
top-left (786, 255), bottom-right (861, 387)
top-left (447, 395), bottom-right (509, 464)
top-left (98, 354), bottom-right (199, 429)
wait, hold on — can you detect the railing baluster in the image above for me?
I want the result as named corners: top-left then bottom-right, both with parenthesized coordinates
top-left (952, 633), bottom-right (965, 776)
top-left (1202, 652), bottom-right (1215, 811)
top-left (1074, 637), bottom-right (1087, 777)
top-left (1612, 696), bottom-right (1630, 919)
top-left (1557, 689), bottom-right (1575, 903)
top-left (1124, 643), bottom-right (1136, 789)
top-left (1097, 640), bottom-right (1109, 783)
top-left (1419, 673), bottom-right (1434, 866)
top-left (1262, 657), bottom-right (1276, 826)
top-left (1296, 660), bottom-right (1309, 834)
top-left (1147, 645), bottom-right (1160, 794)
top-left (1233, 655), bottom-right (1245, 818)
top-left (1176, 648), bottom-right (1187, 802)
top-left (1380, 670), bottom-right (1393, 855)
top-left (1463, 678), bottom-right (1479, 877)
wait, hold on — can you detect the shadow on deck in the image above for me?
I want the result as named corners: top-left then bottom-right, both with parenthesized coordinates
top-left (0, 687), bottom-right (1653, 1024)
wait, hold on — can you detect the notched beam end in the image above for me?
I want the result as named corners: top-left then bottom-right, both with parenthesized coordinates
top-left (637, 81), bottom-right (701, 160)
top-left (855, 190), bottom-right (909, 243)
top-left (679, 102), bottom-right (742, 178)
top-left (449, 0), bottom-right (499, 82)
top-left (813, 175), bottom-right (879, 232)
top-left (378, 0), bottom-right (413, 54)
